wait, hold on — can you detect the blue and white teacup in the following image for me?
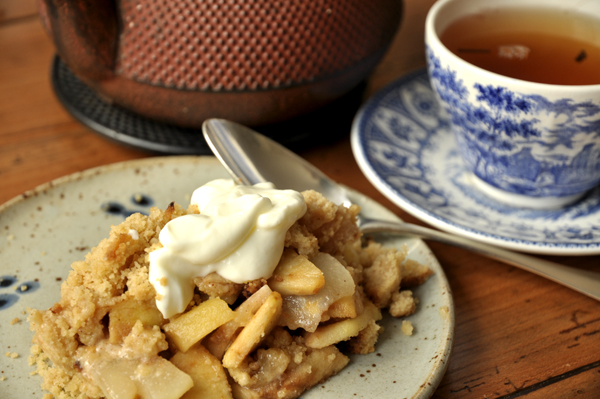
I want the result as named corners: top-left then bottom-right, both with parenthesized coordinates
top-left (425, 0), bottom-right (600, 209)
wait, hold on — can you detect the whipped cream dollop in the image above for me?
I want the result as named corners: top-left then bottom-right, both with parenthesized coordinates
top-left (149, 179), bottom-right (307, 318)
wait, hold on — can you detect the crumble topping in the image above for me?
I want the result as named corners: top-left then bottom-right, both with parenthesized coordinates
top-left (28, 189), bottom-right (433, 399)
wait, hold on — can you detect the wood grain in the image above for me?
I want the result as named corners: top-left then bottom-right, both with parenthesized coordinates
top-left (0, 18), bottom-right (149, 205)
top-left (0, 0), bottom-right (37, 23)
top-left (1, 1), bottom-right (600, 398)
top-left (0, 19), bottom-right (68, 136)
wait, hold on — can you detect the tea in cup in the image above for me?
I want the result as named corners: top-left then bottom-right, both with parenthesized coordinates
top-left (425, 0), bottom-right (600, 209)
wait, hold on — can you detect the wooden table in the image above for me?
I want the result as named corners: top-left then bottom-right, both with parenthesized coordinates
top-left (1, 1), bottom-right (599, 398)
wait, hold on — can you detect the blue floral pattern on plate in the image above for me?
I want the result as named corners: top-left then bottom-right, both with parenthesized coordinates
top-left (351, 69), bottom-right (600, 255)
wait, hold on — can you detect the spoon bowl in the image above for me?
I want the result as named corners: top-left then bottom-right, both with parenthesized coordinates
top-left (202, 118), bottom-right (600, 302)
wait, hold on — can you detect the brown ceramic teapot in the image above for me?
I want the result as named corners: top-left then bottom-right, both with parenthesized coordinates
top-left (38, 0), bottom-right (402, 128)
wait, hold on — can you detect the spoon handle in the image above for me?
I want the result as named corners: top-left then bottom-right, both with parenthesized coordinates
top-left (360, 220), bottom-right (600, 302)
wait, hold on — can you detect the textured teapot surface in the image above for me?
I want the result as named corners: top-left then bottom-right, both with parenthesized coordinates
top-left (40, 0), bottom-right (403, 127)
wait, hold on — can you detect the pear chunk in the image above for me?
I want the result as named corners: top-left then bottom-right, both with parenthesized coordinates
top-left (81, 351), bottom-right (193, 399)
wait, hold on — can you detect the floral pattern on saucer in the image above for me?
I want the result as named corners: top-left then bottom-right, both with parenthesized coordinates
top-left (351, 69), bottom-right (600, 255)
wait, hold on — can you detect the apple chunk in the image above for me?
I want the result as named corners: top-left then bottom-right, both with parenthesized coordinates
top-left (278, 252), bottom-right (355, 332)
top-left (222, 291), bottom-right (282, 369)
top-left (164, 297), bottom-right (235, 352)
top-left (204, 284), bottom-right (272, 359)
top-left (109, 298), bottom-right (166, 344)
top-left (267, 248), bottom-right (324, 296)
top-left (326, 291), bottom-right (362, 319)
top-left (304, 299), bottom-right (382, 349)
top-left (171, 344), bottom-right (233, 399)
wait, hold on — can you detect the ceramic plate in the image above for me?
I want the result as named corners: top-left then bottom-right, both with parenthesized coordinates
top-left (0, 156), bottom-right (454, 399)
top-left (352, 69), bottom-right (600, 255)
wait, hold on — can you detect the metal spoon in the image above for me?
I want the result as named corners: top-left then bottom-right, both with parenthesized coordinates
top-left (202, 118), bottom-right (600, 302)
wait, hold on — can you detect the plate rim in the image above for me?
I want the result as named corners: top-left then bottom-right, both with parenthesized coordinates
top-left (0, 156), bottom-right (205, 213)
top-left (1, 155), bottom-right (454, 399)
top-left (351, 68), bottom-right (600, 256)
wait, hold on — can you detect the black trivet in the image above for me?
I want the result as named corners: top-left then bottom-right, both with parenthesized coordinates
top-left (51, 55), bottom-right (362, 154)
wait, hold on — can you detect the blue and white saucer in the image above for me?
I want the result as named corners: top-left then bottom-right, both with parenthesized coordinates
top-left (351, 69), bottom-right (600, 255)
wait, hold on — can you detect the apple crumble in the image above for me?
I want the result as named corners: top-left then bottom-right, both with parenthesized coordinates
top-left (28, 180), bottom-right (432, 399)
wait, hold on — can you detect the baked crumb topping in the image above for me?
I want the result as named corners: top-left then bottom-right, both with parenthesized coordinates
top-left (28, 190), bottom-right (432, 399)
